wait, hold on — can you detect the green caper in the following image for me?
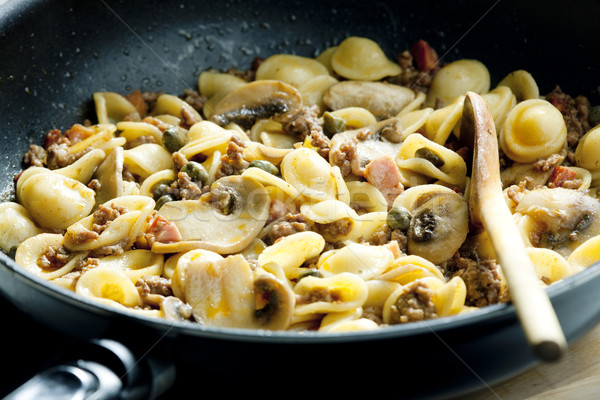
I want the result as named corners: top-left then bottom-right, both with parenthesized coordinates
top-left (322, 111), bottom-right (346, 138)
top-left (415, 147), bottom-right (445, 168)
top-left (155, 194), bottom-right (174, 210)
top-left (180, 161), bottom-right (208, 185)
top-left (151, 179), bottom-right (174, 200)
top-left (387, 206), bottom-right (412, 231)
top-left (248, 159), bottom-right (279, 176)
top-left (162, 126), bottom-right (185, 153)
top-left (589, 105), bottom-right (600, 127)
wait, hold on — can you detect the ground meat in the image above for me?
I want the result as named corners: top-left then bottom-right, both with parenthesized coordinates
top-left (180, 105), bottom-right (201, 128)
top-left (545, 86), bottom-right (591, 163)
top-left (505, 178), bottom-right (532, 207)
top-left (362, 306), bottom-right (384, 325)
top-left (445, 252), bottom-right (507, 307)
top-left (283, 105), bottom-right (330, 158)
top-left (92, 203), bottom-right (128, 235)
top-left (533, 154), bottom-right (564, 173)
top-left (165, 171), bottom-right (203, 200)
top-left (387, 280), bottom-right (438, 324)
top-left (22, 144), bottom-right (47, 167)
top-left (214, 136), bottom-right (249, 179)
top-left (172, 152), bottom-right (188, 171)
top-left (268, 213), bottom-right (316, 244)
top-left (38, 245), bottom-right (71, 271)
top-left (180, 88), bottom-right (207, 113)
top-left (296, 286), bottom-right (340, 305)
top-left (388, 50), bottom-right (438, 95)
top-left (136, 275), bottom-right (173, 297)
top-left (368, 225), bottom-right (392, 245)
top-left (329, 137), bottom-right (362, 177)
top-left (315, 218), bottom-right (353, 240)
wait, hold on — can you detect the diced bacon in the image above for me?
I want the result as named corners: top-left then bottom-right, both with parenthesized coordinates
top-left (65, 124), bottom-right (95, 145)
top-left (126, 89), bottom-right (148, 117)
top-left (548, 166), bottom-right (577, 188)
top-left (148, 215), bottom-right (182, 243)
top-left (410, 39), bottom-right (439, 72)
top-left (363, 155), bottom-right (404, 208)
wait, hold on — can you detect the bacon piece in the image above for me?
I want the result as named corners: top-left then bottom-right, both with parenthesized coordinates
top-left (147, 215), bottom-right (182, 243)
top-left (548, 166), bottom-right (577, 188)
top-left (410, 39), bottom-right (439, 72)
top-left (363, 155), bottom-right (404, 208)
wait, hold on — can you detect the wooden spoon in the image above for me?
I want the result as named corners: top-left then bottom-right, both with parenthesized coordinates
top-left (462, 91), bottom-right (567, 361)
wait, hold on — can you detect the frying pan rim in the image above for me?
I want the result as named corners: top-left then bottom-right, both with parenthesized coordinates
top-left (2, 249), bottom-right (598, 344)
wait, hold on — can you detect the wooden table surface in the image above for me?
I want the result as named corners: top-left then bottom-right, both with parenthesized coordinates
top-left (456, 322), bottom-right (600, 399)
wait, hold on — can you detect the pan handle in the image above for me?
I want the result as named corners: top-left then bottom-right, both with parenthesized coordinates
top-left (4, 338), bottom-right (176, 400)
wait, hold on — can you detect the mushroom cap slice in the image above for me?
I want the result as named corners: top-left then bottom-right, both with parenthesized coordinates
top-left (403, 189), bottom-right (469, 265)
top-left (93, 146), bottom-right (124, 207)
top-left (153, 175), bottom-right (270, 255)
top-left (323, 81), bottom-right (415, 120)
top-left (211, 80), bottom-right (303, 129)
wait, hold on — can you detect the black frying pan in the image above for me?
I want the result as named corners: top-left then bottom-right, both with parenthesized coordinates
top-left (1, 1), bottom-right (600, 399)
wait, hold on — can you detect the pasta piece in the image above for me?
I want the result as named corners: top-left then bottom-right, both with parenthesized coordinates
top-left (497, 69), bottom-right (540, 101)
top-left (425, 59), bottom-right (490, 107)
top-left (423, 95), bottom-right (465, 144)
top-left (198, 69), bottom-right (248, 98)
top-left (54, 148), bottom-right (106, 184)
top-left (139, 169), bottom-right (176, 198)
top-left (396, 133), bottom-right (468, 189)
top-left (151, 93), bottom-right (202, 125)
top-left (63, 195), bottom-right (155, 252)
top-left (431, 276), bottom-right (467, 317)
top-left (281, 147), bottom-right (338, 202)
top-left (123, 143), bottom-right (174, 179)
top-left (293, 272), bottom-right (369, 315)
top-left (116, 121), bottom-right (163, 145)
top-left (315, 45), bottom-right (338, 74)
top-left (377, 255), bottom-right (446, 285)
top-left (526, 247), bottom-right (572, 284)
top-left (68, 125), bottom-right (124, 155)
top-left (575, 125), bottom-right (600, 173)
top-left (0, 202), bottom-right (42, 253)
top-left (346, 181), bottom-right (388, 213)
top-left (95, 249), bottom-right (164, 283)
top-left (326, 107), bottom-right (377, 129)
top-left (94, 92), bottom-right (140, 124)
top-left (320, 317), bottom-right (380, 332)
top-left (317, 242), bottom-right (395, 280)
top-left (299, 74), bottom-right (339, 109)
top-left (364, 280), bottom-right (402, 308)
top-left (15, 233), bottom-right (85, 280)
top-left (499, 99), bottom-right (567, 164)
top-left (567, 235), bottom-right (600, 273)
top-left (481, 85), bottom-right (517, 131)
top-left (18, 171), bottom-right (96, 230)
top-left (330, 36), bottom-right (402, 81)
top-left (256, 54), bottom-right (330, 88)
top-left (170, 248), bottom-right (224, 298)
top-left (75, 267), bottom-right (143, 308)
top-left (257, 231), bottom-right (325, 280)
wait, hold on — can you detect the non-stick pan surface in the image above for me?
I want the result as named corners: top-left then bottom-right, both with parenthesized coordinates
top-left (1, 1), bottom-right (600, 399)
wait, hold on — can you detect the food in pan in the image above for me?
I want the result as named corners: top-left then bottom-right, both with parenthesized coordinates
top-left (1, 36), bottom-right (599, 332)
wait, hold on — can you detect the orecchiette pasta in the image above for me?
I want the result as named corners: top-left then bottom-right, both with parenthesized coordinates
top-left (3, 35), bottom-right (599, 333)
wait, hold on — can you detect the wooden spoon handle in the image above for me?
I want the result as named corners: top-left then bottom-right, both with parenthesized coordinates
top-left (465, 91), bottom-right (567, 361)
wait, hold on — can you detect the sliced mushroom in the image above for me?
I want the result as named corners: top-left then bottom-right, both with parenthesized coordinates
top-left (161, 296), bottom-right (193, 321)
top-left (515, 187), bottom-right (600, 257)
top-left (211, 80), bottom-right (303, 129)
top-left (323, 81), bottom-right (415, 120)
top-left (403, 189), bottom-right (469, 265)
top-left (253, 270), bottom-right (295, 330)
top-left (152, 175), bottom-right (270, 254)
top-left (172, 254), bottom-right (294, 329)
top-left (93, 146), bottom-right (124, 207)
